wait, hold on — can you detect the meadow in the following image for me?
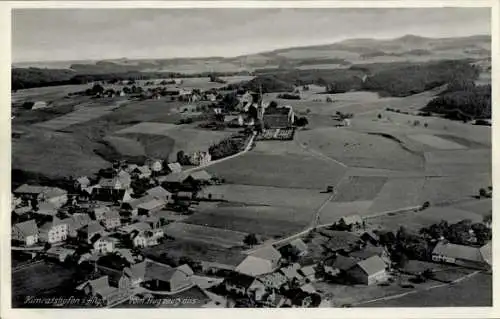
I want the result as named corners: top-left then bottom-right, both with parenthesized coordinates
top-left (207, 152), bottom-right (347, 190)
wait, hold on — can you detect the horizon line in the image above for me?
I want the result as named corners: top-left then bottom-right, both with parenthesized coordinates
top-left (12, 33), bottom-right (491, 65)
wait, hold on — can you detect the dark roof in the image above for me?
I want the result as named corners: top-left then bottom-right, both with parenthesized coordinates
top-left (161, 172), bottom-right (189, 183)
top-left (224, 273), bottom-right (256, 289)
top-left (324, 255), bottom-right (358, 271)
top-left (319, 230), bottom-right (361, 252)
top-left (349, 245), bottom-right (386, 260)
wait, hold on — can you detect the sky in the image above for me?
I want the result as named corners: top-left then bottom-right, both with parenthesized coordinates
top-left (12, 8), bottom-right (491, 62)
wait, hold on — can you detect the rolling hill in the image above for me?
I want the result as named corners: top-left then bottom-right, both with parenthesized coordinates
top-left (13, 34), bottom-right (491, 74)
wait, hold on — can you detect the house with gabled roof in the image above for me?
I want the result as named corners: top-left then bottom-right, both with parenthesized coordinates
top-left (323, 255), bottom-right (358, 277)
top-left (279, 263), bottom-right (305, 284)
top-left (142, 260), bottom-right (193, 292)
top-left (166, 162), bottom-right (183, 174)
top-left (39, 217), bottom-right (69, 243)
top-left (12, 219), bottom-right (39, 246)
top-left (102, 209), bottom-right (121, 229)
top-left (34, 202), bottom-right (58, 217)
top-left (299, 264), bottom-right (317, 283)
top-left (349, 243), bottom-right (391, 265)
top-left (187, 170), bottom-right (213, 184)
top-left (92, 235), bottom-right (118, 254)
top-left (79, 222), bottom-right (105, 244)
top-left (223, 273), bottom-right (266, 299)
top-left (137, 198), bottom-right (167, 216)
top-left (236, 247), bottom-right (282, 277)
top-left (431, 242), bottom-right (491, 270)
top-left (145, 186), bottom-right (172, 202)
top-left (75, 275), bottom-right (126, 306)
top-left (132, 165), bottom-right (152, 179)
top-left (62, 214), bottom-right (93, 237)
top-left (13, 184), bottom-right (68, 208)
top-left (346, 255), bottom-right (388, 285)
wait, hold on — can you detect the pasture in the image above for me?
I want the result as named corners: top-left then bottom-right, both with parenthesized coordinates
top-left (367, 177), bottom-right (426, 214)
top-left (296, 128), bottom-right (425, 171)
top-left (407, 134), bottom-right (467, 150)
top-left (164, 222), bottom-right (248, 248)
top-left (419, 175), bottom-right (491, 205)
top-left (12, 128), bottom-right (109, 178)
top-left (142, 239), bottom-right (247, 267)
top-left (424, 149), bottom-right (491, 176)
top-left (185, 205), bottom-right (311, 239)
top-left (201, 184), bottom-right (330, 210)
top-left (34, 104), bottom-right (121, 130)
top-left (359, 273), bottom-right (492, 307)
top-left (115, 122), bottom-right (178, 135)
top-left (333, 176), bottom-right (388, 202)
top-left (207, 152), bottom-right (347, 190)
top-left (11, 83), bottom-right (91, 104)
top-left (366, 205), bottom-right (483, 232)
top-left (102, 135), bottom-right (146, 157)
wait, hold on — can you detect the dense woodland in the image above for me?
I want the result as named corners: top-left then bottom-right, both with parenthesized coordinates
top-left (423, 80), bottom-right (491, 120)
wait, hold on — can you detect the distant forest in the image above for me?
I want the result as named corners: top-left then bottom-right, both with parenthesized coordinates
top-left (12, 59), bottom-right (490, 120)
top-left (11, 67), bottom-right (250, 91)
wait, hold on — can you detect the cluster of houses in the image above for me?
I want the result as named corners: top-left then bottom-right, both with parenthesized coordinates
top-left (11, 156), bottom-right (221, 260)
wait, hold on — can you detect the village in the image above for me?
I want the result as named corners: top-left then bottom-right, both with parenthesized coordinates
top-left (11, 79), bottom-right (492, 308)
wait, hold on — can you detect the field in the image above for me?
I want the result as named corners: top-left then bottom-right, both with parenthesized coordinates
top-left (359, 272), bottom-right (492, 307)
top-left (114, 122), bottom-right (178, 135)
top-left (333, 176), bottom-right (388, 202)
top-left (12, 262), bottom-right (77, 307)
top-left (185, 205), bottom-right (311, 239)
top-left (11, 83), bottom-right (91, 104)
top-left (12, 127), bottom-right (110, 179)
top-left (407, 134), bottom-right (467, 150)
top-left (419, 175), bottom-right (491, 205)
top-left (296, 128), bottom-right (425, 171)
top-left (114, 122), bottom-right (232, 161)
top-left (142, 239), bottom-right (247, 267)
top-left (102, 135), bottom-right (146, 157)
top-left (367, 177), bottom-right (426, 213)
top-left (366, 204), bottom-right (484, 232)
top-left (201, 184), bottom-right (330, 210)
top-left (34, 101), bottom-right (125, 130)
top-left (163, 222), bottom-right (248, 248)
top-left (207, 152), bottom-right (347, 190)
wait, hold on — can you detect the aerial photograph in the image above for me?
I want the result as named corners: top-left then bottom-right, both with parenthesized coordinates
top-left (10, 7), bottom-right (492, 308)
